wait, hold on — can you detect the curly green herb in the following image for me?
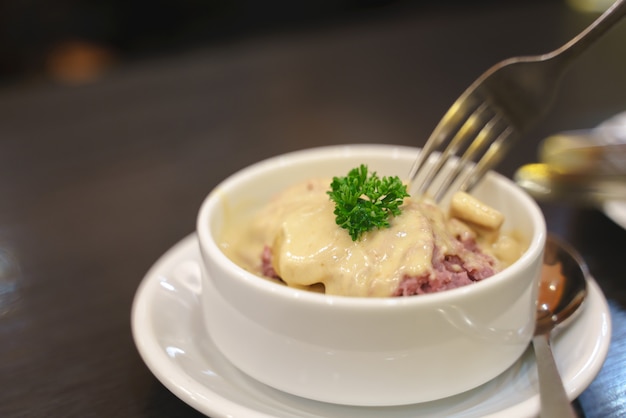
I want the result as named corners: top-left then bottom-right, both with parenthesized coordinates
top-left (327, 164), bottom-right (410, 241)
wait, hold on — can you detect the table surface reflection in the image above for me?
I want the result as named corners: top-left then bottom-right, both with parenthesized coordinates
top-left (1, 1), bottom-right (625, 417)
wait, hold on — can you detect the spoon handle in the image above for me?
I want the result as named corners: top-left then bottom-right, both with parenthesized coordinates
top-left (532, 333), bottom-right (577, 418)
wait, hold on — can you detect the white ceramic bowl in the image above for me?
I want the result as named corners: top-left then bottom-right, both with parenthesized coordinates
top-left (196, 144), bottom-right (546, 406)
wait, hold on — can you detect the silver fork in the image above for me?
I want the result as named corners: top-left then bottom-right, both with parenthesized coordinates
top-left (408, 0), bottom-right (626, 201)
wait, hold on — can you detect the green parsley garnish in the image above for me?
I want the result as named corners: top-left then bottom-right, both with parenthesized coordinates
top-left (327, 164), bottom-right (410, 241)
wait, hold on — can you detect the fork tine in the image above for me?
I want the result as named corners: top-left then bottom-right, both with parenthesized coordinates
top-left (460, 126), bottom-right (518, 192)
top-left (432, 114), bottom-right (506, 201)
top-left (431, 113), bottom-right (508, 201)
top-left (408, 93), bottom-right (482, 189)
top-left (414, 102), bottom-right (494, 196)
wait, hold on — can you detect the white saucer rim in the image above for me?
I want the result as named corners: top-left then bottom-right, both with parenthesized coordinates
top-left (131, 234), bottom-right (612, 418)
top-left (130, 236), bottom-right (273, 418)
top-left (603, 200), bottom-right (626, 230)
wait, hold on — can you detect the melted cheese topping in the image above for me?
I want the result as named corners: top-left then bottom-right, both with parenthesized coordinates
top-left (220, 178), bottom-right (525, 297)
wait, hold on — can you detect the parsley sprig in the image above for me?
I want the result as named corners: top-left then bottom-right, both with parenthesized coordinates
top-left (327, 164), bottom-right (410, 241)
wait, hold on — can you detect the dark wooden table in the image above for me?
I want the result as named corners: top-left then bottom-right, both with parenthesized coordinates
top-left (1, 1), bottom-right (625, 417)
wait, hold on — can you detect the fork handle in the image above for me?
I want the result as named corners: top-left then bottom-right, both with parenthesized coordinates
top-left (552, 0), bottom-right (626, 65)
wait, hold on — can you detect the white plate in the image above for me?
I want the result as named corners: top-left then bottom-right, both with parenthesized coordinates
top-left (603, 200), bottom-right (626, 230)
top-left (131, 234), bottom-right (611, 418)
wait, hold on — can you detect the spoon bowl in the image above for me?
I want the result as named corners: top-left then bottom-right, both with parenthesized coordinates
top-left (534, 234), bottom-right (589, 417)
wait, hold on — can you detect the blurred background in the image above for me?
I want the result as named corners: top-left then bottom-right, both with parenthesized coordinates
top-left (0, 0), bottom-right (570, 85)
top-left (1, 1), bottom-right (626, 417)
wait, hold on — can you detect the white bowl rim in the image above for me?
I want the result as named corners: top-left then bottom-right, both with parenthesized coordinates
top-left (197, 144), bottom-right (546, 310)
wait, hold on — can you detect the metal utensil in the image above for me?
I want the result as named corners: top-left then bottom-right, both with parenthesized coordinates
top-left (408, 0), bottom-right (626, 201)
top-left (514, 163), bottom-right (626, 204)
top-left (515, 111), bottom-right (626, 204)
top-left (534, 234), bottom-right (589, 418)
top-left (539, 131), bottom-right (626, 176)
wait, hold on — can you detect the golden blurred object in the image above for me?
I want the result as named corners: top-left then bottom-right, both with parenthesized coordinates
top-left (46, 40), bottom-right (116, 84)
top-left (514, 162), bottom-right (626, 204)
top-left (539, 132), bottom-right (626, 176)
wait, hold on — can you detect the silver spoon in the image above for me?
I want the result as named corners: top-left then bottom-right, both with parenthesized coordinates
top-left (533, 234), bottom-right (589, 418)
